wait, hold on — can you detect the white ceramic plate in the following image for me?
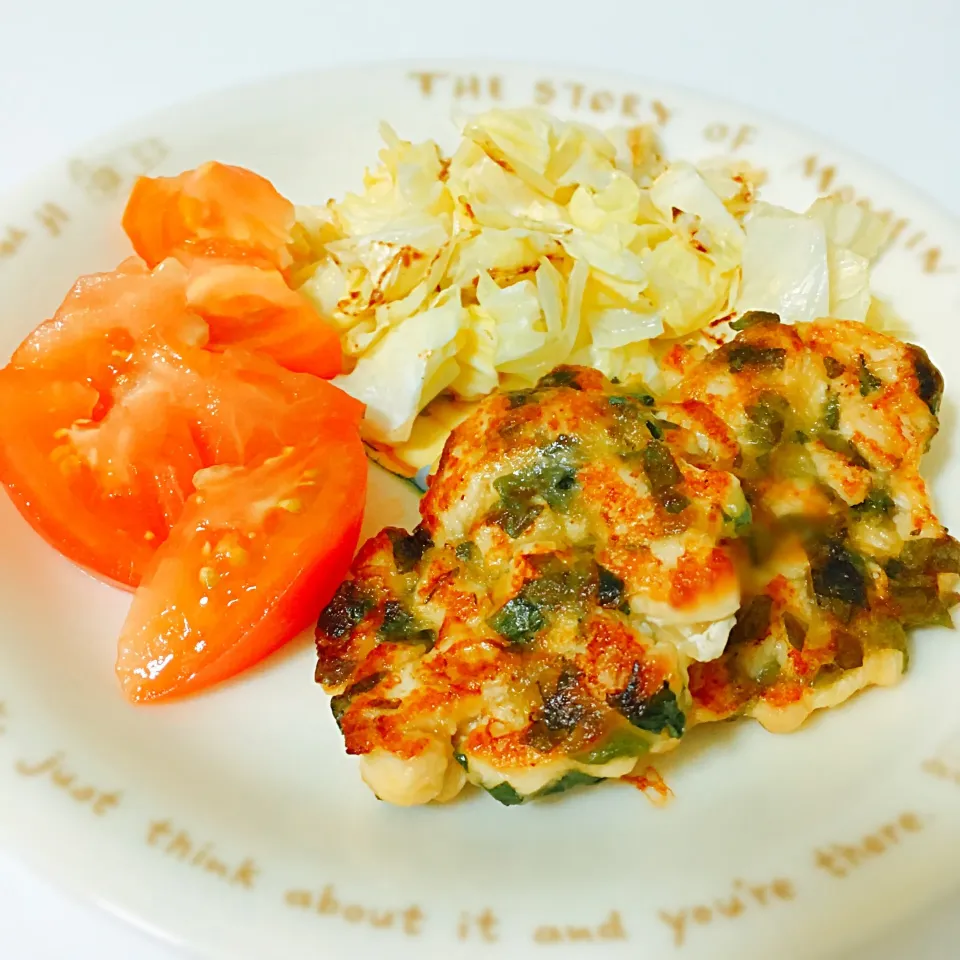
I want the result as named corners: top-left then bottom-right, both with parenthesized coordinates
top-left (1, 61), bottom-right (959, 960)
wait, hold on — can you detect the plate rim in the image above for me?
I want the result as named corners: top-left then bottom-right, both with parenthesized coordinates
top-left (1, 57), bottom-right (959, 960)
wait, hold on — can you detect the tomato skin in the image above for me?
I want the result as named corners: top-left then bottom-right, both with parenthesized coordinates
top-left (122, 162), bottom-right (295, 271)
top-left (115, 424), bottom-right (368, 702)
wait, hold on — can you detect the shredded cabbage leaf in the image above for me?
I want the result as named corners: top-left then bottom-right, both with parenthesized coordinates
top-left (293, 108), bottom-right (895, 470)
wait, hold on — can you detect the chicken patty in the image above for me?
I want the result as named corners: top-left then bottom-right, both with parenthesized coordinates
top-left (315, 365), bottom-right (748, 805)
top-left (676, 315), bottom-right (958, 731)
top-left (316, 317), bottom-right (957, 804)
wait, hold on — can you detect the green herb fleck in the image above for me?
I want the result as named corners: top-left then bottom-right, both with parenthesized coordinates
top-left (522, 557), bottom-right (594, 611)
top-left (823, 356), bottom-right (844, 379)
top-left (597, 565), bottom-right (626, 609)
top-left (642, 440), bottom-right (688, 513)
top-left (455, 541), bottom-right (480, 563)
top-left (607, 667), bottom-right (685, 738)
top-left (574, 727), bottom-right (650, 766)
top-left (755, 658), bottom-right (782, 686)
top-left (833, 629), bottom-right (864, 670)
top-left (389, 526), bottom-right (433, 574)
top-left (729, 594), bottom-right (774, 646)
top-left (783, 612), bottom-right (807, 651)
top-left (852, 488), bottom-right (895, 516)
top-left (314, 655), bottom-right (357, 687)
top-left (539, 670), bottom-right (584, 732)
top-left (858, 356), bottom-right (883, 396)
top-left (318, 581), bottom-right (374, 639)
top-left (486, 782), bottom-right (525, 806)
top-left (489, 498), bottom-right (544, 538)
top-left (822, 392), bottom-right (841, 431)
top-left (609, 391), bottom-right (656, 408)
top-left (724, 503), bottom-right (753, 533)
top-left (538, 367), bottom-right (582, 390)
top-left (453, 751), bottom-right (469, 770)
top-left (378, 600), bottom-right (436, 649)
top-left (535, 770), bottom-right (604, 798)
top-left (645, 418), bottom-right (680, 441)
top-left (489, 436), bottom-right (581, 536)
top-left (746, 392), bottom-right (788, 448)
top-left (488, 596), bottom-right (545, 645)
top-left (506, 389), bottom-right (534, 408)
top-left (818, 431), bottom-right (870, 469)
top-left (330, 671), bottom-right (387, 729)
top-left (642, 440), bottom-right (683, 491)
top-left (897, 536), bottom-right (960, 574)
top-left (730, 310), bottom-right (780, 331)
top-left (811, 542), bottom-right (868, 612)
top-left (727, 345), bottom-right (787, 373)
top-left (662, 492), bottom-right (691, 513)
top-left (885, 536), bottom-right (960, 627)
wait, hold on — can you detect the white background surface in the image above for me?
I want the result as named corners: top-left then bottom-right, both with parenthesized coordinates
top-left (0, 1), bottom-right (958, 957)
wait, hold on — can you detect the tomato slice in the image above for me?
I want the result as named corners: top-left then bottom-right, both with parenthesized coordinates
top-left (0, 244), bottom-right (358, 587)
top-left (115, 423), bottom-right (367, 702)
top-left (122, 162), bottom-right (295, 271)
top-left (174, 344), bottom-right (361, 465)
top-left (0, 340), bottom-right (360, 587)
top-left (0, 368), bottom-right (182, 586)
top-left (185, 261), bottom-right (342, 378)
top-left (4, 159), bottom-right (367, 699)
top-left (11, 258), bottom-right (203, 400)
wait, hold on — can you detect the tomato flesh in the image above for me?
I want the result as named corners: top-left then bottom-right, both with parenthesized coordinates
top-left (116, 424), bottom-right (367, 701)
top-left (122, 161), bottom-right (295, 271)
top-left (11, 258), bottom-right (201, 398)
top-left (185, 261), bottom-right (342, 378)
top-left (0, 368), bottom-right (172, 586)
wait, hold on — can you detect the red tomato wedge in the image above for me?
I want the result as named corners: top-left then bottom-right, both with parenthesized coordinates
top-left (1, 159), bottom-right (367, 701)
top-left (0, 343), bottom-right (360, 587)
top-left (185, 261), bottom-right (342, 378)
top-left (0, 368), bottom-right (177, 585)
top-left (0, 248), bottom-right (355, 586)
top-left (116, 424), bottom-right (367, 702)
top-left (11, 258), bottom-right (202, 399)
top-left (122, 162), bottom-right (295, 271)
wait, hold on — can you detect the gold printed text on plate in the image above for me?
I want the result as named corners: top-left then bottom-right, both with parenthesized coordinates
top-left (801, 155), bottom-right (953, 274)
top-left (146, 819), bottom-right (259, 888)
top-left (813, 811), bottom-right (924, 879)
top-left (922, 725), bottom-right (960, 786)
top-left (658, 876), bottom-right (796, 948)
top-left (14, 751), bottom-right (121, 815)
top-left (533, 79), bottom-right (672, 125)
top-left (408, 71), bottom-right (503, 102)
top-left (703, 123), bottom-right (757, 151)
top-left (455, 908), bottom-right (500, 942)
top-left (70, 137), bottom-right (170, 203)
top-left (285, 885), bottom-right (425, 935)
top-left (406, 70), bottom-right (674, 126)
top-left (533, 910), bottom-right (627, 944)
